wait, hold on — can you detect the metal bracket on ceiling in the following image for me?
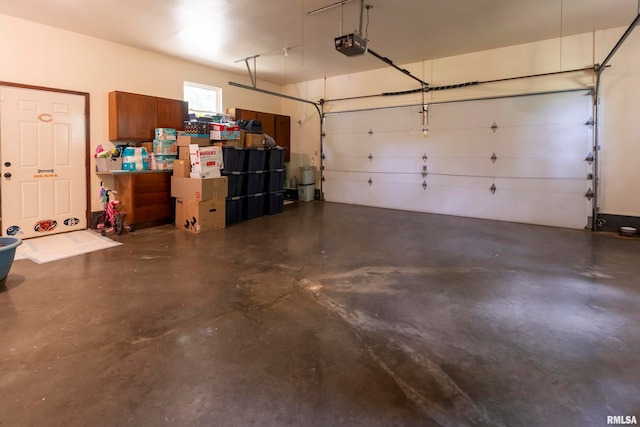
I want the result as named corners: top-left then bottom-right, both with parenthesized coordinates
top-left (235, 54), bottom-right (260, 88)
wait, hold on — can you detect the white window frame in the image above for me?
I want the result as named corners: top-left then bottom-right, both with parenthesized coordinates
top-left (183, 81), bottom-right (222, 119)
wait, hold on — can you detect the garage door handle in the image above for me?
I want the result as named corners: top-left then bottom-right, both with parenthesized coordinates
top-left (4, 172), bottom-right (11, 178)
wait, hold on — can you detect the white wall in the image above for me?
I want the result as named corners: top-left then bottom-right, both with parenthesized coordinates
top-left (0, 14), bottom-right (283, 211)
top-left (283, 25), bottom-right (640, 219)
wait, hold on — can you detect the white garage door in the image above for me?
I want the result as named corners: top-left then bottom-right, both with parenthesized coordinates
top-left (323, 90), bottom-right (594, 229)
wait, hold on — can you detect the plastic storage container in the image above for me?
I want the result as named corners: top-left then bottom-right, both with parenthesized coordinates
top-left (266, 169), bottom-right (285, 192)
top-left (222, 146), bottom-right (247, 172)
top-left (222, 171), bottom-right (246, 197)
top-left (246, 148), bottom-right (267, 171)
top-left (246, 170), bottom-right (267, 194)
top-left (267, 147), bottom-right (286, 169)
top-left (225, 196), bottom-right (246, 225)
top-left (299, 166), bottom-right (316, 185)
top-left (246, 193), bottom-right (266, 219)
top-left (298, 183), bottom-right (315, 202)
top-left (265, 191), bottom-right (284, 215)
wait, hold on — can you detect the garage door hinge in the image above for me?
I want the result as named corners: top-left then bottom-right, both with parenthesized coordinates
top-left (422, 153), bottom-right (428, 162)
top-left (491, 122), bottom-right (498, 133)
top-left (585, 117), bottom-right (594, 128)
top-left (585, 152), bottom-right (594, 165)
top-left (368, 153), bottom-right (373, 161)
top-left (490, 183), bottom-right (497, 194)
top-left (368, 177), bottom-right (373, 186)
top-left (321, 153), bottom-right (326, 160)
top-left (422, 180), bottom-right (428, 190)
top-left (585, 188), bottom-right (594, 201)
top-left (490, 152), bottom-right (498, 163)
top-left (587, 173), bottom-right (593, 180)
top-left (368, 129), bottom-right (373, 136)
top-left (422, 165), bottom-right (428, 178)
top-left (321, 175), bottom-right (325, 182)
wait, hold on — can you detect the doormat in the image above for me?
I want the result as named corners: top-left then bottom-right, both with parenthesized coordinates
top-left (14, 230), bottom-right (122, 264)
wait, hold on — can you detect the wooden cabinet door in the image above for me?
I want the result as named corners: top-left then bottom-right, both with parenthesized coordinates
top-left (256, 112), bottom-right (275, 137)
top-left (109, 91), bottom-right (156, 140)
top-left (157, 98), bottom-right (188, 130)
top-left (275, 115), bottom-right (291, 162)
top-left (229, 108), bottom-right (257, 121)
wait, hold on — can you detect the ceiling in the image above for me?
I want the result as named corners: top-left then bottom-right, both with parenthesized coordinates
top-left (0, 0), bottom-right (638, 85)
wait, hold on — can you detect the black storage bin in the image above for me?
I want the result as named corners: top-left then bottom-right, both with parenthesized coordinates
top-left (265, 191), bottom-right (284, 215)
top-left (225, 196), bottom-right (246, 225)
top-left (246, 170), bottom-right (266, 194)
top-left (266, 169), bottom-right (285, 192)
top-left (222, 171), bottom-right (246, 197)
top-left (266, 147), bottom-right (286, 169)
top-left (246, 148), bottom-right (267, 171)
top-left (246, 193), bottom-right (265, 220)
top-left (222, 147), bottom-right (247, 172)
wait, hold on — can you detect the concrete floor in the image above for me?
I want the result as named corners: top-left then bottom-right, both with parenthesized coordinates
top-left (1, 201), bottom-right (639, 426)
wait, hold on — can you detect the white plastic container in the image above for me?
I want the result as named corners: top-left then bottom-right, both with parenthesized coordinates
top-left (298, 183), bottom-right (315, 202)
top-left (299, 166), bottom-right (316, 185)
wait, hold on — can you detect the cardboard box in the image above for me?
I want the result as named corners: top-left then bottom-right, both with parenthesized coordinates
top-left (171, 176), bottom-right (228, 200)
top-left (189, 144), bottom-right (223, 173)
top-left (190, 169), bottom-right (221, 179)
top-left (155, 128), bottom-right (177, 140)
top-left (150, 154), bottom-right (177, 170)
top-left (175, 198), bottom-right (226, 234)
top-left (177, 135), bottom-right (211, 147)
top-left (173, 159), bottom-right (190, 177)
top-left (245, 133), bottom-right (265, 148)
top-left (153, 139), bottom-right (178, 155)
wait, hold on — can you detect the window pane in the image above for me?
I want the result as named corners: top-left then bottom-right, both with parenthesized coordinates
top-left (184, 82), bottom-right (221, 116)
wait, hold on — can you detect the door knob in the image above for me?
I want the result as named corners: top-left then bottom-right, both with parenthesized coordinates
top-left (4, 173), bottom-right (11, 178)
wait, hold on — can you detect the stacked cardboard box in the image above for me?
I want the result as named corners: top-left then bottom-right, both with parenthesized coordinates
top-left (171, 174), bottom-right (228, 234)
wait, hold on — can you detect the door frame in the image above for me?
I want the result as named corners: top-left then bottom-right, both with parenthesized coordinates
top-left (0, 81), bottom-right (91, 233)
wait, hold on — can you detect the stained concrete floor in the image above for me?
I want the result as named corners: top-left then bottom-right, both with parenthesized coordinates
top-left (1, 201), bottom-right (639, 426)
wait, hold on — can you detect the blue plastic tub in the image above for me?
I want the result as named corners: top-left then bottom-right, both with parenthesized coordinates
top-left (0, 237), bottom-right (22, 286)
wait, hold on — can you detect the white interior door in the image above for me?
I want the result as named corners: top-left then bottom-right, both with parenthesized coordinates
top-left (0, 86), bottom-right (87, 238)
top-left (323, 90), bottom-right (594, 229)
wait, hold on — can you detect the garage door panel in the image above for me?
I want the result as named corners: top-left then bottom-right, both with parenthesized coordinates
top-left (430, 102), bottom-right (500, 129)
top-left (492, 190), bottom-right (589, 229)
top-left (427, 128), bottom-right (496, 158)
top-left (496, 92), bottom-right (592, 126)
top-left (493, 159), bottom-right (589, 179)
top-left (427, 158), bottom-right (494, 177)
top-left (494, 125), bottom-right (591, 158)
top-left (423, 177), bottom-right (495, 218)
top-left (323, 90), bottom-right (594, 229)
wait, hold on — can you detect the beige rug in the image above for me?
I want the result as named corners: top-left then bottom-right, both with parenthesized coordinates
top-left (14, 230), bottom-right (122, 264)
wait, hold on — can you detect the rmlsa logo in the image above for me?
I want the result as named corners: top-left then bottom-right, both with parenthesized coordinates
top-left (608, 416), bottom-right (638, 425)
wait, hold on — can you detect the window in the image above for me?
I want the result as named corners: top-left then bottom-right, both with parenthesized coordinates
top-left (183, 81), bottom-right (222, 119)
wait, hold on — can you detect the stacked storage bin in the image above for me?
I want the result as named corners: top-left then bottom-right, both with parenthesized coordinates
top-left (245, 148), bottom-right (267, 220)
top-left (298, 166), bottom-right (316, 202)
top-left (266, 147), bottom-right (286, 214)
top-left (222, 146), bottom-right (285, 225)
top-left (222, 146), bottom-right (247, 226)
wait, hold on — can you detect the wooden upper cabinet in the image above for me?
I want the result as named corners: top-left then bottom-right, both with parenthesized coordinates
top-left (109, 91), bottom-right (156, 141)
top-left (109, 91), bottom-right (188, 141)
top-left (156, 97), bottom-right (188, 130)
top-left (227, 108), bottom-right (291, 162)
top-left (275, 115), bottom-right (291, 162)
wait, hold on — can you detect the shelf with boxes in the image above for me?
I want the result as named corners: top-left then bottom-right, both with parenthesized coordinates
top-left (222, 146), bottom-right (286, 226)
